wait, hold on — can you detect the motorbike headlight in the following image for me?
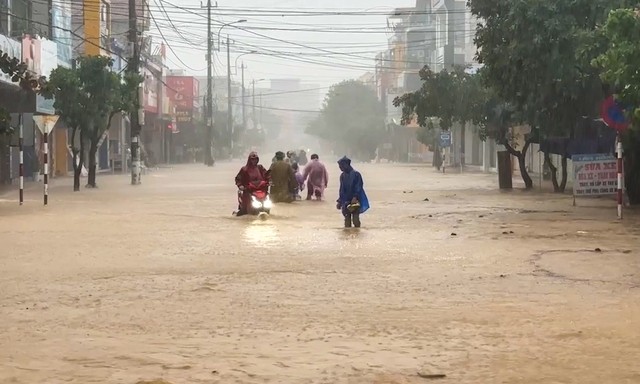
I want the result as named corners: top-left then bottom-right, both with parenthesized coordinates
top-left (263, 198), bottom-right (273, 209)
top-left (251, 200), bottom-right (262, 209)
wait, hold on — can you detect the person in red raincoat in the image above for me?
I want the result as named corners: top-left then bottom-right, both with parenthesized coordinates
top-left (234, 151), bottom-right (270, 216)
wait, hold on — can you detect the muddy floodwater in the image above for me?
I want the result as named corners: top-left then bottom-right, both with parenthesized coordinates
top-left (1, 162), bottom-right (639, 384)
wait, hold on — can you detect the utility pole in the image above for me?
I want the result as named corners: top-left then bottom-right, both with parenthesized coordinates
top-left (259, 92), bottom-right (263, 130)
top-left (241, 62), bottom-right (246, 133)
top-left (129, 0), bottom-right (142, 184)
top-left (205, 0), bottom-right (215, 166)
top-left (226, 34), bottom-right (233, 156)
top-left (252, 80), bottom-right (256, 127)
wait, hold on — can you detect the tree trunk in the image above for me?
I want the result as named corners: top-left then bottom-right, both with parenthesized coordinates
top-left (70, 126), bottom-right (80, 192)
top-left (516, 153), bottom-right (533, 189)
top-left (87, 139), bottom-right (98, 188)
top-left (559, 155), bottom-right (568, 193)
top-left (74, 136), bottom-right (85, 192)
top-left (545, 151), bottom-right (560, 192)
top-left (504, 137), bottom-right (533, 189)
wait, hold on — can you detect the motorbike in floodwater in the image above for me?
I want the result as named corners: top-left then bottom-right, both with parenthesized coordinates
top-left (238, 180), bottom-right (273, 215)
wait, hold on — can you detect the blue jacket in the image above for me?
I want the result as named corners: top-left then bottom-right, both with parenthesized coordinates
top-left (337, 156), bottom-right (370, 214)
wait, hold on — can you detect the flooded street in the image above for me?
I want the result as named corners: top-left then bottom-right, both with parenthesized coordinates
top-left (1, 162), bottom-right (639, 384)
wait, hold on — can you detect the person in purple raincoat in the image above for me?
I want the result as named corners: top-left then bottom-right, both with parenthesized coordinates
top-left (302, 154), bottom-right (329, 201)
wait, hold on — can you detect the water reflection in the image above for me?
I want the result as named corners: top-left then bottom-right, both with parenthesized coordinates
top-left (243, 222), bottom-right (279, 248)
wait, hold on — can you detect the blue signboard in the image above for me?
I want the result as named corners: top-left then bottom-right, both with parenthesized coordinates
top-left (439, 131), bottom-right (451, 148)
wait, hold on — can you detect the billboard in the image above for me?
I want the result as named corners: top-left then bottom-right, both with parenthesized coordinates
top-left (166, 76), bottom-right (199, 111)
top-left (22, 35), bottom-right (41, 77)
top-left (572, 154), bottom-right (618, 197)
top-left (51, 0), bottom-right (73, 67)
top-left (143, 68), bottom-right (159, 113)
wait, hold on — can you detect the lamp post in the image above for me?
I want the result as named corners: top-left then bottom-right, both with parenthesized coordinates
top-left (234, 51), bottom-right (257, 134)
top-left (251, 78), bottom-right (266, 129)
top-left (214, 19), bottom-right (246, 160)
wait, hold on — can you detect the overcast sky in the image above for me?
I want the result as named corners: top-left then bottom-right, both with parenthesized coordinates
top-left (141, 0), bottom-right (415, 92)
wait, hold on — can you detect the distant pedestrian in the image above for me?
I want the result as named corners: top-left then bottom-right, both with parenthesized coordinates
top-left (302, 153), bottom-right (328, 200)
top-left (336, 156), bottom-right (369, 228)
top-left (269, 151), bottom-right (297, 203)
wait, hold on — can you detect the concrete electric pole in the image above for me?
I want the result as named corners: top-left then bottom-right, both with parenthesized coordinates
top-left (205, 0), bottom-right (215, 166)
top-left (129, 0), bottom-right (143, 184)
top-left (226, 34), bottom-right (233, 156)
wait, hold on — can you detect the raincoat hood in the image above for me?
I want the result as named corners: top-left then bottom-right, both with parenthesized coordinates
top-left (246, 151), bottom-right (259, 166)
top-left (338, 156), bottom-right (352, 172)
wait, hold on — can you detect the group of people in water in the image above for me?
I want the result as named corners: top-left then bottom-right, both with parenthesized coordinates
top-left (234, 149), bottom-right (370, 228)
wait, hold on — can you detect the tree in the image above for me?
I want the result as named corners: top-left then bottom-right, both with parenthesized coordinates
top-left (306, 80), bottom-right (385, 160)
top-left (593, 7), bottom-right (640, 204)
top-left (394, 64), bottom-right (543, 187)
top-left (0, 49), bottom-right (47, 135)
top-left (468, 0), bottom-right (618, 192)
top-left (45, 56), bottom-right (137, 190)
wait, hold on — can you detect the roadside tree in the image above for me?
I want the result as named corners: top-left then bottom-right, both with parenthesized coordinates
top-left (593, 7), bottom-right (640, 204)
top-left (306, 80), bottom-right (385, 160)
top-left (45, 56), bottom-right (138, 190)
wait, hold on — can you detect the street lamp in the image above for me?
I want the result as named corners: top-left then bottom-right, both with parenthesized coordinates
top-left (234, 51), bottom-right (258, 135)
top-left (251, 78), bottom-right (266, 130)
top-left (234, 50), bottom-right (257, 74)
top-left (217, 19), bottom-right (247, 51)
top-left (217, 19), bottom-right (246, 157)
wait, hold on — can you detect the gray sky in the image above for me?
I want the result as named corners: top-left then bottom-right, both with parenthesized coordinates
top-left (145, 0), bottom-right (415, 94)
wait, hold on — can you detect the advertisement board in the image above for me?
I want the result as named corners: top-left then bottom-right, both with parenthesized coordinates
top-left (166, 76), bottom-right (198, 110)
top-left (572, 154), bottom-right (618, 196)
top-left (22, 35), bottom-right (41, 76)
top-left (51, 0), bottom-right (73, 67)
top-left (143, 68), bottom-right (159, 113)
top-left (39, 38), bottom-right (58, 78)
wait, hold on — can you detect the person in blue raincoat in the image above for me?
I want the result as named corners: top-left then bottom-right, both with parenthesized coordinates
top-left (336, 156), bottom-right (369, 228)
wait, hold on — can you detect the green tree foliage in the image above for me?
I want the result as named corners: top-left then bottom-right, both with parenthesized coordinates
top-left (0, 49), bottom-right (48, 135)
top-left (45, 55), bottom-right (138, 190)
top-left (306, 80), bottom-right (385, 160)
top-left (392, 66), bottom-right (532, 182)
top-left (593, 7), bottom-right (640, 204)
top-left (468, 0), bottom-right (620, 192)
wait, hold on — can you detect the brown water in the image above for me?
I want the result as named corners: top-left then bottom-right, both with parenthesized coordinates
top-left (0, 162), bottom-right (639, 384)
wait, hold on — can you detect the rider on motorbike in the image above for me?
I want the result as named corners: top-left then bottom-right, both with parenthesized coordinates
top-left (234, 151), bottom-right (270, 216)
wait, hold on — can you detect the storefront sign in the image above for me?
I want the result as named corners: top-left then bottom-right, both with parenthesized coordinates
top-left (166, 76), bottom-right (198, 110)
top-left (143, 68), bottom-right (159, 113)
top-left (572, 154), bottom-right (617, 196)
top-left (0, 34), bottom-right (22, 84)
top-left (176, 110), bottom-right (192, 123)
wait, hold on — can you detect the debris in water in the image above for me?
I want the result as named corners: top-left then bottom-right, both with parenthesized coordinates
top-left (417, 372), bottom-right (447, 380)
top-left (423, 197), bottom-right (429, 201)
top-left (428, 214), bottom-right (433, 218)
top-left (479, 214), bottom-right (485, 218)
top-left (403, 190), bottom-right (414, 194)
top-left (136, 380), bottom-right (174, 384)
top-left (451, 233), bottom-right (457, 236)
top-left (622, 250), bottom-right (632, 254)
top-left (595, 248), bottom-right (602, 252)
top-left (500, 274), bottom-right (506, 278)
